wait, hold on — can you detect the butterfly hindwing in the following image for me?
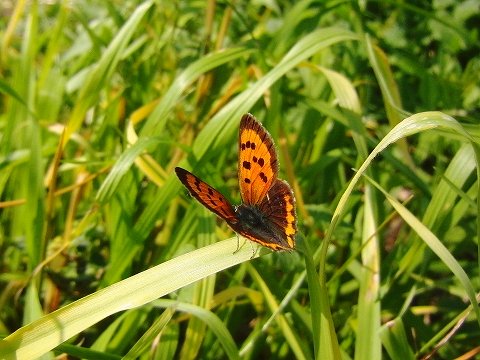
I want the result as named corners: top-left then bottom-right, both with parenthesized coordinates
top-left (258, 179), bottom-right (297, 249)
top-left (175, 167), bottom-right (237, 224)
top-left (238, 114), bottom-right (279, 206)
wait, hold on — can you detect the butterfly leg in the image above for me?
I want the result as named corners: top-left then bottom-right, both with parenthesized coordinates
top-left (232, 234), bottom-right (241, 254)
top-left (248, 241), bottom-right (257, 259)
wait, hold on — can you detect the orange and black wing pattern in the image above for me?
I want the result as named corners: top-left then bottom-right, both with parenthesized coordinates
top-left (238, 114), bottom-right (278, 206)
top-left (257, 179), bottom-right (297, 250)
top-left (175, 113), bottom-right (297, 252)
top-left (175, 167), bottom-right (238, 224)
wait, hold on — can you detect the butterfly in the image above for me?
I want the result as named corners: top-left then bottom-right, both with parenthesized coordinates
top-left (175, 113), bottom-right (296, 251)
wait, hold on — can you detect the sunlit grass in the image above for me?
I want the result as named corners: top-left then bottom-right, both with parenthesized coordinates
top-left (0, 1), bottom-right (479, 359)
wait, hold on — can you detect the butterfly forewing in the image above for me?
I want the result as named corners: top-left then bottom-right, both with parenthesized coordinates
top-left (175, 167), bottom-right (237, 224)
top-left (238, 114), bottom-right (279, 206)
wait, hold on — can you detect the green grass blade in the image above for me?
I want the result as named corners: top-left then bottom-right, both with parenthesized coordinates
top-left (399, 144), bottom-right (477, 276)
top-left (179, 215), bottom-right (217, 359)
top-left (248, 264), bottom-right (309, 360)
top-left (63, 1), bottom-right (153, 146)
top-left (0, 238), bottom-right (264, 359)
top-left (380, 318), bottom-right (415, 360)
top-left (141, 47), bottom-right (253, 136)
top-left (122, 306), bottom-right (175, 359)
top-left (367, 174), bottom-right (480, 327)
top-left (326, 112), bottom-right (472, 236)
top-left (355, 186), bottom-right (381, 360)
top-left (302, 235), bottom-right (341, 360)
top-left (96, 137), bottom-right (162, 203)
top-left (320, 111), bottom-right (477, 357)
top-left (153, 299), bottom-right (240, 360)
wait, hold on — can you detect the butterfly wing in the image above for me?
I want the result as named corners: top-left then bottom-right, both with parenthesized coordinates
top-left (257, 179), bottom-right (297, 249)
top-left (238, 114), bottom-right (279, 206)
top-left (175, 167), bottom-right (238, 224)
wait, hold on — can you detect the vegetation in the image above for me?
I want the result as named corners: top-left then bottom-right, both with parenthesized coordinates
top-left (1, 0), bottom-right (479, 359)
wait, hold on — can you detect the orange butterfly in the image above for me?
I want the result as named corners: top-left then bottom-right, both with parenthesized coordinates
top-left (175, 113), bottom-right (296, 251)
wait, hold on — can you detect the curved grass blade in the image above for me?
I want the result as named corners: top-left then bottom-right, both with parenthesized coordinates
top-left (0, 238), bottom-right (265, 359)
top-left (366, 173), bottom-right (480, 326)
top-left (153, 299), bottom-right (240, 360)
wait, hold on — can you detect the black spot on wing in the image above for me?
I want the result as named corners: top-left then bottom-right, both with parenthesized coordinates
top-left (259, 172), bottom-right (268, 183)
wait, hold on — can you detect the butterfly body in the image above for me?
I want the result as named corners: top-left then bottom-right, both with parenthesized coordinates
top-left (234, 203), bottom-right (291, 250)
top-left (175, 114), bottom-right (297, 251)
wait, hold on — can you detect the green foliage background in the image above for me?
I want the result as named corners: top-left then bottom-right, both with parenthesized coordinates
top-left (0, 0), bottom-right (479, 359)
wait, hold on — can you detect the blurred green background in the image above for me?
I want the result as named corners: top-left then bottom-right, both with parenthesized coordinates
top-left (0, 0), bottom-right (479, 359)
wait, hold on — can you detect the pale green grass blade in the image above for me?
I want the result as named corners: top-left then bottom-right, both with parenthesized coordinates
top-left (20, 287), bottom-right (52, 360)
top-left (317, 55), bottom-right (382, 360)
top-left (314, 66), bottom-right (368, 158)
top-left (399, 144), bottom-right (477, 276)
top-left (91, 310), bottom-right (142, 352)
top-left (421, 144), bottom-right (476, 230)
top-left (320, 111), bottom-right (477, 357)
top-left (367, 174), bottom-right (480, 326)
top-left (355, 186), bottom-right (381, 360)
top-left (318, 278), bottom-right (341, 360)
top-left (317, 66), bottom-right (361, 114)
top-left (23, 284), bottom-right (43, 331)
top-left (123, 306), bottom-right (176, 360)
top-left (0, 238), bottom-right (264, 359)
top-left (325, 112), bottom-right (472, 241)
top-left (179, 215), bottom-right (217, 359)
top-left (302, 235), bottom-right (341, 360)
top-left (153, 299), bottom-right (241, 360)
top-left (154, 324), bottom-right (179, 360)
top-left (366, 35), bottom-right (412, 166)
top-left (365, 35), bottom-right (404, 125)
top-left (248, 264), bottom-right (309, 360)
